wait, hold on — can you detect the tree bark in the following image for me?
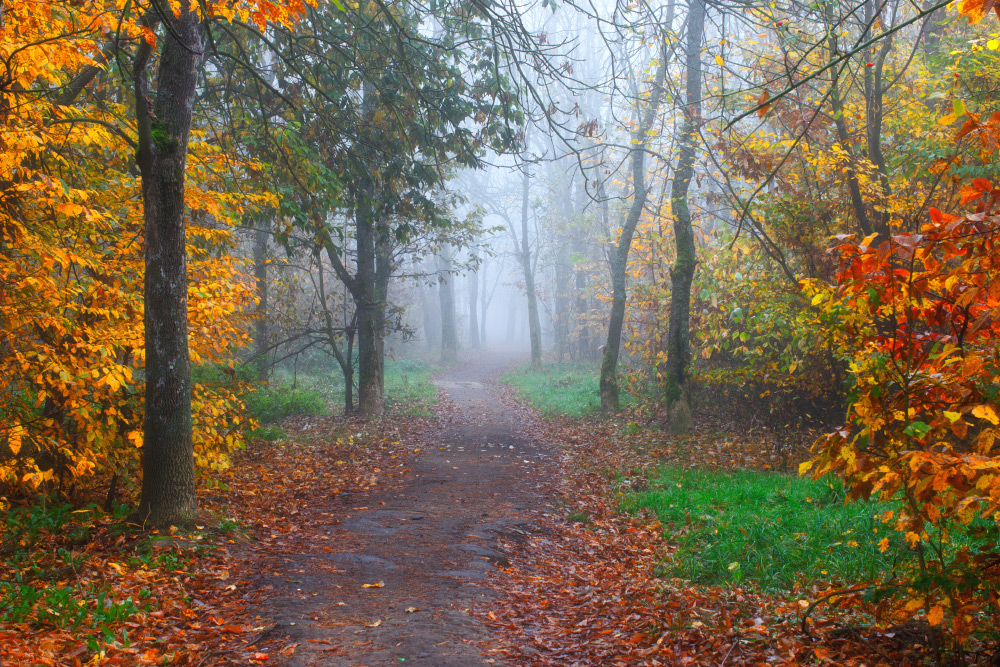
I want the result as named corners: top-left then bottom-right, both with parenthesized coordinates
top-left (419, 281), bottom-right (440, 351)
top-left (252, 221), bottom-right (270, 380)
top-left (827, 4), bottom-right (874, 237)
top-left (355, 193), bottom-right (384, 417)
top-left (134, 9), bottom-right (202, 527)
top-left (353, 83), bottom-right (385, 418)
top-left (863, 0), bottom-right (894, 238)
top-left (468, 248), bottom-right (480, 348)
top-left (437, 245), bottom-right (459, 362)
top-left (599, 31), bottom-right (670, 412)
top-left (520, 171), bottom-right (543, 368)
top-left (663, 0), bottom-right (706, 434)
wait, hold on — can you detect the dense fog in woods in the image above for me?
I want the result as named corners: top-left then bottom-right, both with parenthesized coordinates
top-left (3, 0), bottom-right (1000, 661)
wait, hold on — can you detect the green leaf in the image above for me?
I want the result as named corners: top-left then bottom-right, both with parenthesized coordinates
top-left (903, 421), bottom-right (932, 440)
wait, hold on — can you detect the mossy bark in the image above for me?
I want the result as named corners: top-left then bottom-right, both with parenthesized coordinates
top-left (663, 0), bottom-right (705, 434)
top-left (133, 9), bottom-right (202, 527)
top-left (598, 32), bottom-right (670, 413)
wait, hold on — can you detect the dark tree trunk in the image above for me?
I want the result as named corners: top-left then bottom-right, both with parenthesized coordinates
top-left (827, 4), bottom-right (874, 237)
top-left (663, 0), bottom-right (706, 434)
top-left (134, 9), bottom-right (202, 527)
top-left (863, 0), bottom-right (893, 238)
top-left (355, 181), bottom-right (384, 417)
top-left (599, 32), bottom-right (669, 412)
top-left (520, 172), bottom-right (542, 368)
top-left (354, 83), bottom-right (385, 418)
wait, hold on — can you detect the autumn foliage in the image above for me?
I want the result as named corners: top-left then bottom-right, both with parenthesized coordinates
top-left (803, 110), bottom-right (1000, 642)
top-left (0, 0), bottom-right (287, 504)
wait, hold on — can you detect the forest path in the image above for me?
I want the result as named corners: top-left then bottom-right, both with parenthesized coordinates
top-left (260, 351), bottom-right (555, 666)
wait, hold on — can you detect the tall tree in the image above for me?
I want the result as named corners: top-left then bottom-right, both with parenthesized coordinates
top-left (520, 171), bottom-right (543, 367)
top-left (468, 248), bottom-right (481, 348)
top-left (598, 29), bottom-right (670, 412)
top-left (437, 245), bottom-right (459, 362)
top-left (132, 9), bottom-right (203, 526)
top-left (663, 0), bottom-right (706, 434)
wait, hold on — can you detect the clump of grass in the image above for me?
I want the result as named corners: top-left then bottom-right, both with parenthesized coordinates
top-left (384, 358), bottom-right (438, 416)
top-left (622, 467), bottom-right (906, 592)
top-left (502, 363), bottom-right (630, 417)
top-left (247, 425), bottom-right (287, 442)
top-left (244, 385), bottom-right (325, 424)
top-left (0, 500), bottom-right (153, 651)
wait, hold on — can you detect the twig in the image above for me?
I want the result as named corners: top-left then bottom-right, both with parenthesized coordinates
top-left (719, 638), bottom-right (739, 667)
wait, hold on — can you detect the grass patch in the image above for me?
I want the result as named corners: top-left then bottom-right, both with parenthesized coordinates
top-left (623, 467), bottom-right (906, 592)
top-left (244, 384), bottom-right (325, 424)
top-left (247, 424), bottom-right (287, 442)
top-left (252, 357), bottom-right (440, 420)
top-left (0, 500), bottom-right (152, 650)
top-left (502, 363), bottom-right (629, 417)
top-left (384, 358), bottom-right (438, 416)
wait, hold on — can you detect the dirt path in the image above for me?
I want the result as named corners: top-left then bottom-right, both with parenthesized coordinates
top-left (256, 352), bottom-right (555, 666)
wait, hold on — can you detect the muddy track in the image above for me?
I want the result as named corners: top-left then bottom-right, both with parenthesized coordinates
top-left (254, 352), bottom-right (556, 666)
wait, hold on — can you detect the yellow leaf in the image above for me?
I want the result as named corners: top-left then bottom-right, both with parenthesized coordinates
top-left (988, 39), bottom-right (999, 50)
top-left (799, 460), bottom-right (814, 475)
top-left (972, 405), bottom-right (999, 425)
top-left (943, 411), bottom-right (962, 423)
top-left (714, 55), bottom-right (724, 67)
top-left (362, 581), bottom-right (384, 588)
top-left (8, 423), bottom-right (24, 456)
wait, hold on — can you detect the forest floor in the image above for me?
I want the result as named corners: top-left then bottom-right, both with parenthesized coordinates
top-left (236, 350), bottom-right (937, 667)
top-left (2, 350), bottom-right (945, 666)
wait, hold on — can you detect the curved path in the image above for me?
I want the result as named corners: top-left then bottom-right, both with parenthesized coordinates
top-left (260, 352), bottom-right (554, 666)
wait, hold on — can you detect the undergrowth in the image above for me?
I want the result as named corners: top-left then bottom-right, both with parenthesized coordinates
top-left (247, 357), bottom-right (440, 424)
top-left (502, 363), bottom-right (633, 417)
top-left (623, 467), bottom-right (907, 592)
top-left (0, 499), bottom-right (197, 652)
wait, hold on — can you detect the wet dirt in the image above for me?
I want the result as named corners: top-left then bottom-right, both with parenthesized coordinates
top-left (254, 352), bottom-right (555, 666)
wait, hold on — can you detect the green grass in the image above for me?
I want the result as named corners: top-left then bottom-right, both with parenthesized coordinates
top-left (244, 384), bottom-right (325, 424)
top-left (250, 357), bottom-right (440, 421)
top-left (384, 358), bottom-right (438, 415)
top-left (0, 501), bottom-right (152, 650)
top-left (502, 363), bottom-right (631, 417)
top-left (622, 467), bottom-right (907, 592)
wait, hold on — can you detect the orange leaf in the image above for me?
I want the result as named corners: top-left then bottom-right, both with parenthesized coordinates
top-left (928, 605), bottom-right (944, 626)
top-left (756, 90), bottom-right (771, 118)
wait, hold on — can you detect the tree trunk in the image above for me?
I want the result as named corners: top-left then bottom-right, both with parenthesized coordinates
top-left (437, 245), bottom-right (459, 362)
top-left (663, 0), bottom-right (705, 435)
top-left (520, 171), bottom-right (542, 368)
top-left (827, 5), bottom-right (874, 237)
top-left (420, 282), bottom-right (440, 351)
top-left (354, 84), bottom-right (384, 418)
top-left (134, 9), bottom-right (201, 527)
top-left (252, 222), bottom-right (269, 380)
top-left (505, 292), bottom-right (517, 343)
top-left (863, 0), bottom-right (893, 238)
top-left (468, 249), bottom-right (480, 348)
top-left (355, 181), bottom-right (384, 417)
top-left (598, 32), bottom-right (670, 413)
